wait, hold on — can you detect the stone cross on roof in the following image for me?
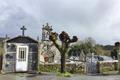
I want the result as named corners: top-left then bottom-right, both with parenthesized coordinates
top-left (43, 23), bottom-right (52, 31)
top-left (20, 26), bottom-right (27, 36)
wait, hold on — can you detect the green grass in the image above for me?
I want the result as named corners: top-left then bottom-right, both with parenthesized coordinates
top-left (57, 72), bottom-right (72, 77)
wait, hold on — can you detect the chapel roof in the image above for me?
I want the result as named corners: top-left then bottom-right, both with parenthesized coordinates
top-left (6, 36), bottom-right (38, 43)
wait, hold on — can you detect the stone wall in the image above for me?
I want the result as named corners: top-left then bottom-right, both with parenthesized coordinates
top-left (99, 61), bottom-right (118, 73)
top-left (39, 63), bottom-right (85, 74)
top-left (39, 61), bottom-right (119, 74)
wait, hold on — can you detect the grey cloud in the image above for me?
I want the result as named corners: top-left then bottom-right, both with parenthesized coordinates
top-left (0, 0), bottom-right (120, 44)
top-left (0, 5), bottom-right (39, 38)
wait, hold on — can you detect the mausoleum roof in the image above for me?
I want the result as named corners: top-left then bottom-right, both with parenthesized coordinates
top-left (6, 36), bottom-right (38, 43)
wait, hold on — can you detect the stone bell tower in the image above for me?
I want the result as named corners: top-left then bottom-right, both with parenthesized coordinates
top-left (39, 23), bottom-right (61, 63)
top-left (42, 23), bottom-right (53, 41)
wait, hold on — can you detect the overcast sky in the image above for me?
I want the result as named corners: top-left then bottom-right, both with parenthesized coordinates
top-left (0, 0), bottom-right (120, 45)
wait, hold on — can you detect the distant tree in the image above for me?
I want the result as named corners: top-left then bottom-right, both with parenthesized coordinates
top-left (103, 45), bottom-right (114, 51)
top-left (68, 37), bottom-right (114, 58)
top-left (84, 37), bottom-right (96, 47)
top-left (68, 44), bottom-right (81, 57)
top-left (94, 44), bottom-right (103, 55)
top-left (68, 37), bottom-right (96, 61)
top-left (49, 31), bottom-right (78, 73)
top-left (111, 42), bottom-right (120, 60)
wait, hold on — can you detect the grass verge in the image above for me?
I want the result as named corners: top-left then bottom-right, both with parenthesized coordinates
top-left (57, 72), bottom-right (72, 77)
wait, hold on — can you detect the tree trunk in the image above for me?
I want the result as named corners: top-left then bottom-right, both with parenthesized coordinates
top-left (61, 53), bottom-right (66, 73)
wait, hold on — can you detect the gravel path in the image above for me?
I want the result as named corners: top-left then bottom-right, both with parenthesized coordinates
top-left (0, 73), bottom-right (120, 80)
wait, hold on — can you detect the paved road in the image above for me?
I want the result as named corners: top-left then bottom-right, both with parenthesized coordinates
top-left (0, 73), bottom-right (120, 80)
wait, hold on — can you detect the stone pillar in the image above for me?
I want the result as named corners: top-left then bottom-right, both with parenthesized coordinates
top-left (96, 61), bottom-right (100, 74)
top-left (118, 51), bottom-right (120, 74)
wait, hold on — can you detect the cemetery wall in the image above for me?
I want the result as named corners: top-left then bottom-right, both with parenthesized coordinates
top-left (39, 63), bottom-right (85, 74)
top-left (99, 61), bottom-right (118, 74)
top-left (39, 61), bottom-right (118, 74)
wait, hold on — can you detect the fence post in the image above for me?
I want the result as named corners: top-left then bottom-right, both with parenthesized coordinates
top-left (96, 61), bottom-right (100, 74)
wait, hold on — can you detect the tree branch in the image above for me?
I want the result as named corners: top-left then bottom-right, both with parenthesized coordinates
top-left (52, 41), bottom-right (62, 53)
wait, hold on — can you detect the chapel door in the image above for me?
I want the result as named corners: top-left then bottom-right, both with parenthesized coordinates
top-left (16, 45), bottom-right (28, 72)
